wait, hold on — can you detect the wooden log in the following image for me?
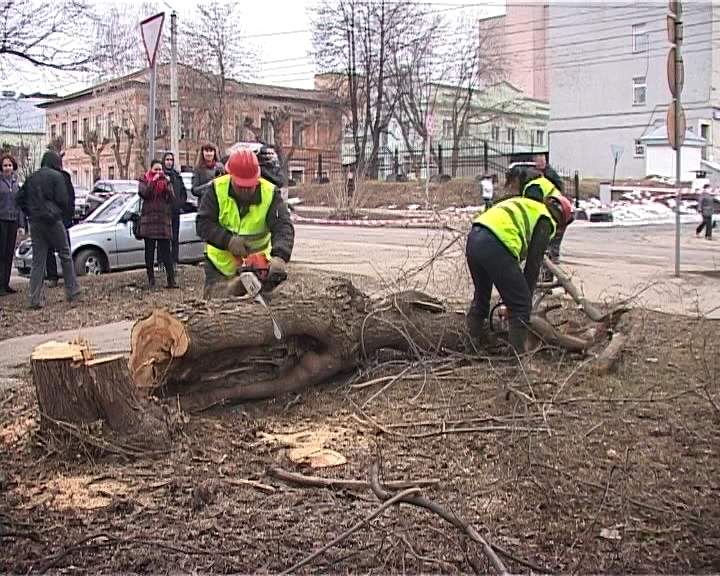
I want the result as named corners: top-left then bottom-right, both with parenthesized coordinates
top-left (32, 340), bottom-right (171, 449)
top-left (128, 276), bottom-right (601, 411)
top-left (593, 332), bottom-right (629, 375)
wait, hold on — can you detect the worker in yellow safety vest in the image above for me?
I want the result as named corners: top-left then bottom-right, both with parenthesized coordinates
top-left (466, 167), bottom-right (574, 353)
top-left (196, 148), bottom-right (294, 294)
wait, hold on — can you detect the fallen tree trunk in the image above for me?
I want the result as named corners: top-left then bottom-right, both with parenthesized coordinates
top-left (129, 275), bottom-right (604, 411)
top-left (32, 340), bottom-right (171, 450)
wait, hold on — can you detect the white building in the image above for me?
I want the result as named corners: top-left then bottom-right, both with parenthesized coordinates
top-left (640, 124), bottom-right (706, 182)
top-left (547, 3), bottom-right (720, 179)
top-left (0, 91), bottom-right (49, 178)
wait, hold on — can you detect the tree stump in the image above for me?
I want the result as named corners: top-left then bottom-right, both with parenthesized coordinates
top-left (32, 340), bottom-right (171, 450)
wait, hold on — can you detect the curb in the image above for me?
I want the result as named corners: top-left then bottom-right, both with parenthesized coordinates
top-left (291, 213), bottom-right (459, 228)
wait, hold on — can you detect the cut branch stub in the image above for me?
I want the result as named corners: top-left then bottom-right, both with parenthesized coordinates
top-left (130, 309), bottom-right (189, 389)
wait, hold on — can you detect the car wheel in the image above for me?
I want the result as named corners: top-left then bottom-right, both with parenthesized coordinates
top-left (74, 249), bottom-right (105, 276)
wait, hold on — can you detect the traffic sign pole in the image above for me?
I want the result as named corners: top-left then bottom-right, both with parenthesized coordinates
top-left (668, 1), bottom-right (683, 277)
top-left (140, 13), bottom-right (165, 168)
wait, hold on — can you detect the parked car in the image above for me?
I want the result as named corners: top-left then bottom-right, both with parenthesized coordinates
top-left (85, 179), bottom-right (139, 216)
top-left (73, 186), bottom-right (90, 222)
top-left (14, 193), bottom-right (205, 276)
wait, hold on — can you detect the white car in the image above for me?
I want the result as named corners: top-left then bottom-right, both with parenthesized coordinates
top-left (15, 194), bottom-right (205, 276)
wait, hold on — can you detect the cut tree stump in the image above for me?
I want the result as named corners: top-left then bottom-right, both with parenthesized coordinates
top-left (129, 275), bottom-right (610, 412)
top-left (32, 340), bottom-right (171, 450)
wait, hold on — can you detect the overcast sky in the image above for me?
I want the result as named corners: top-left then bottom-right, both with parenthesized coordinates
top-left (6, 0), bottom-right (505, 96)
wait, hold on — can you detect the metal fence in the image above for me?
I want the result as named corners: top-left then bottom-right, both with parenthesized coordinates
top-left (285, 141), bottom-right (555, 185)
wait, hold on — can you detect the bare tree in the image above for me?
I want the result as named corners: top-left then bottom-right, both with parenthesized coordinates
top-left (0, 0), bottom-right (99, 79)
top-left (90, 3), bottom-right (164, 176)
top-left (110, 125), bottom-right (135, 179)
top-left (81, 128), bottom-right (110, 183)
top-left (311, 0), bottom-right (420, 188)
top-left (438, 16), bottom-right (506, 177)
top-left (389, 10), bottom-right (446, 177)
top-left (47, 136), bottom-right (65, 155)
top-left (181, 1), bottom-right (256, 149)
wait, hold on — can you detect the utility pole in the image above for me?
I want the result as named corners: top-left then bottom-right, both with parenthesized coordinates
top-left (668, 0), bottom-right (684, 277)
top-left (170, 11), bottom-right (180, 165)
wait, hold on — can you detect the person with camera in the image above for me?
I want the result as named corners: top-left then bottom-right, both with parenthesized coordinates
top-left (138, 159), bottom-right (177, 289)
top-left (191, 143), bottom-right (225, 199)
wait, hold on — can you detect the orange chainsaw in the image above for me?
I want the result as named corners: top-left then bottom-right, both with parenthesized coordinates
top-left (235, 253), bottom-right (286, 340)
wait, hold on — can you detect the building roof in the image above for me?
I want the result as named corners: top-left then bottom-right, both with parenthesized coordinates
top-left (640, 124), bottom-right (707, 148)
top-left (38, 64), bottom-right (339, 109)
top-left (0, 96), bottom-right (48, 133)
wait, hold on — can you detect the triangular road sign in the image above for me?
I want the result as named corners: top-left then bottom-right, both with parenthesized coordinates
top-left (140, 12), bottom-right (165, 67)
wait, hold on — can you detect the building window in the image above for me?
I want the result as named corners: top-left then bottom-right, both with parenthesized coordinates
top-left (442, 119), bottom-right (452, 139)
top-left (95, 115), bottom-right (102, 134)
top-left (82, 118), bottom-right (89, 138)
top-left (71, 170), bottom-right (78, 184)
top-left (84, 168), bottom-right (90, 187)
top-left (290, 169), bottom-right (303, 184)
top-left (292, 120), bottom-right (304, 147)
top-left (234, 116), bottom-right (243, 142)
top-left (506, 127), bottom-right (516, 143)
top-left (121, 113), bottom-right (128, 128)
top-left (633, 76), bottom-right (647, 105)
top-left (60, 122), bottom-right (67, 146)
top-left (491, 125), bottom-right (500, 141)
top-left (50, 124), bottom-right (57, 139)
top-left (700, 122), bottom-right (710, 160)
top-left (107, 113), bottom-right (114, 138)
top-left (261, 117), bottom-right (273, 144)
top-left (181, 111), bottom-right (194, 141)
top-left (535, 130), bottom-right (545, 146)
top-left (71, 120), bottom-right (78, 146)
top-left (632, 23), bottom-right (648, 53)
top-left (108, 165), bottom-right (115, 179)
top-left (634, 139), bottom-right (645, 158)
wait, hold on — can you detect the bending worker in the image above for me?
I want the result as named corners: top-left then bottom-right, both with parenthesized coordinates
top-left (466, 167), bottom-right (574, 354)
top-left (196, 148), bottom-right (294, 296)
top-left (508, 162), bottom-right (566, 265)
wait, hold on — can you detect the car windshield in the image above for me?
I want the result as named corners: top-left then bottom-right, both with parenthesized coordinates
top-left (112, 181), bottom-right (139, 193)
top-left (85, 194), bottom-right (134, 223)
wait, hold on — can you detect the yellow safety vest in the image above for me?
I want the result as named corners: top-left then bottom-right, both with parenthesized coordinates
top-left (522, 176), bottom-right (562, 201)
top-left (473, 197), bottom-right (556, 261)
top-left (206, 175), bottom-right (274, 277)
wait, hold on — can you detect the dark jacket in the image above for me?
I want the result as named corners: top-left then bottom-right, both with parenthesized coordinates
top-left (191, 162), bottom-right (225, 198)
top-left (542, 165), bottom-right (564, 193)
top-left (699, 190), bottom-right (716, 217)
top-left (196, 178), bottom-right (294, 262)
top-left (15, 151), bottom-right (68, 225)
top-left (164, 167), bottom-right (187, 213)
top-left (138, 174), bottom-right (174, 240)
top-left (61, 170), bottom-right (75, 226)
top-left (0, 173), bottom-right (21, 223)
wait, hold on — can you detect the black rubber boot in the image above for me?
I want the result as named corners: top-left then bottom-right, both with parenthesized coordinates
top-left (166, 265), bottom-right (179, 289)
top-left (466, 310), bottom-right (488, 340)
top-left (508, 324), bottom-right (527, 355)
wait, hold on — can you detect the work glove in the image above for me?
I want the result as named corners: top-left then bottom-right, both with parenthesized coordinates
top-left (227, 235), bottom-right (249, 258)
top-left (268, 256), bottom-right (287, 280)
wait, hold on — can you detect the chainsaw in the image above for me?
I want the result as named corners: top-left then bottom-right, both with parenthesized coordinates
top-left (236, 253), bottom-right (287, 341)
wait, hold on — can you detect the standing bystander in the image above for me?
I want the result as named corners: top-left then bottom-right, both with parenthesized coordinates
top-left (696, 184), bottom-right (715, 240)
top-left (0, 154), bottom-right (24, 294)
top-left (15, 151), bottom-right (80, 309)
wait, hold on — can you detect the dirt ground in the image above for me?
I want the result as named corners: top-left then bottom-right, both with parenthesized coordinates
top-left (1, 302), bottom-right (719, 573)
top-left (0, 265), bottom-right (207, 341)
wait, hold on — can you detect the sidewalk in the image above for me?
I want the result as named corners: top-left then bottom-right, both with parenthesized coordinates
top-left (0, 320), bottom-right (133, 385)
